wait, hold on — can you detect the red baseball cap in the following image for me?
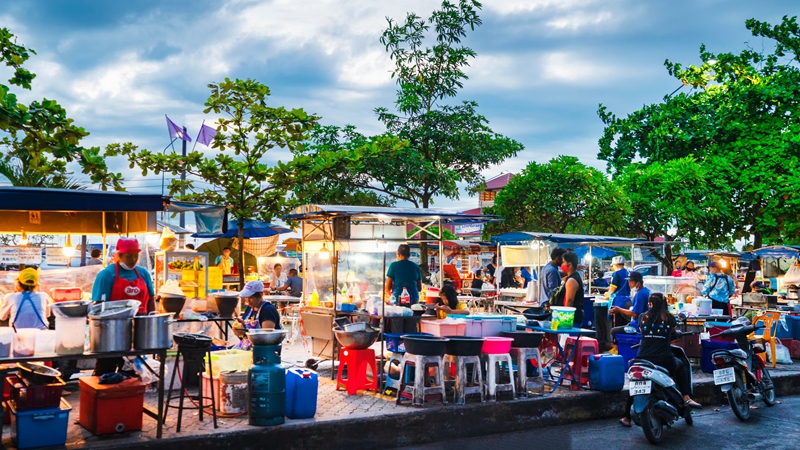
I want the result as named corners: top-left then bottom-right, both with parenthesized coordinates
top-left (116, 238), bottom-right (141, 254)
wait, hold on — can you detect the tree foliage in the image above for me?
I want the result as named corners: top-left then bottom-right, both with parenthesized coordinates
top-left (598, 15), bottom-right (800, 248)
top-left (111, 78), bottom-right (319, 286)
top-left (485, 156), bottom-right (627, 237)
top-left (0, 28), bottom-right (126, 190)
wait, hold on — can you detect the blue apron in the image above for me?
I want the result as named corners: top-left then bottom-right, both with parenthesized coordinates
top-left (13, 291), bottom-right (47, 330)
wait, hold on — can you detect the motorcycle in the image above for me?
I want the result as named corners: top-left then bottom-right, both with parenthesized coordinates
top-left (710, 321), bottom-right (776, 421)
top-left (627, 331), bottom-right (696, 445)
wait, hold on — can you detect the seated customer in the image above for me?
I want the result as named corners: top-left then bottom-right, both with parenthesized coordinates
top-left (274, 268), bottom-right (303, 297)
top-left (610, 271), bottom-right (650, 350)
top-left (435, 285), bottom-right (469, 319)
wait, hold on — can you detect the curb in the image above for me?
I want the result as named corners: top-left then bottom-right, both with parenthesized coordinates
top-left (122, 370), bottom-right (800, 450)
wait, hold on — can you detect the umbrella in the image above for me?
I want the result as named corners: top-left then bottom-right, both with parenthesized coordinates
top-left (573, 246), bottom-right (617, 260)
top-left (196, 237), bottom-right (258, 272)
top-left (282, 237), bottom-right (301, 252)
top-left (192, 219), bottom-right (290, 239)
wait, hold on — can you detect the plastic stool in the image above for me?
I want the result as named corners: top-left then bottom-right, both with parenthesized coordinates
top-left (163, 344), bottom-right (218, 432)
top-left (481, 353), bottom-right (515, 401)
top-left (397, 353), bottom-right (447, 406)
top-left (443, 354), bottom-right (484, 404)
top-left (383, 352), bottom-right (403, 392)
top-left (337, 348), bottom-right (378, 395)
top-left (509, 347), bottom-right (543, 397)
top-left (281, 306), bottom-right (300, 345)
top-left (564, 336), bottom-right (598, 389)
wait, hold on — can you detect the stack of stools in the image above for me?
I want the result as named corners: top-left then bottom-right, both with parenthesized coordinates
top-left (383, 333), bottom-right (432, 393)
top-left (503, 331), bottom-right (546, 397)
top-left (396, 336), bottom-right (448, 406)
top-left (564, 336), bottom-right (599, 390)
top-left (337, 348), bottom-right (378, 395)
top-left (481, 337), bottom-right (515, 401)
top-left (442, 336), bottom-right (485, 404)
top-left (383, 352), bottom-right (404, 392)
top-left (164, 333), bottom-right (218, 432)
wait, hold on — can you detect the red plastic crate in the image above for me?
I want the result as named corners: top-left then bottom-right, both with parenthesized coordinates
top-left (6, 374), bottom-right (65, 412)
top-left (79, 376), bottom-right (145, 435)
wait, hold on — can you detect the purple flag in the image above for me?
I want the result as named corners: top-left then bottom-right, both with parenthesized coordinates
top-left (196, 124), bottom-right (218, 147)
top-left (165, 116), bottom-right (191, 142)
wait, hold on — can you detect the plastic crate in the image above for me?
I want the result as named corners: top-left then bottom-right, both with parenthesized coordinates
top-left (7, 374), bottom-right (65, 412)
top-left (701, 339), bottom-right (740, 373)
top-left (462, 317), bottom-right (516, 337)
top-left (10, 398), bottom-right (71, 450)
top-left (383, 332), bottom-right (433, 353)
top-left (206, 349), bottom-right (253, 376)
top-left (616, 333), bottom-right (642, 368)
top-left (776, 316), bottom-right (793, 339)
top-left (420, 319), bottom-right (466, 337)
top-left (787, 315), bottom-right (800, 341)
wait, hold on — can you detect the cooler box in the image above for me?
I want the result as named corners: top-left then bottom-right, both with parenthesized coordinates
top-left (617, 333), bottom-right (641, 368)
top-left (286, 368), bottom-right (318, 419)
top-left (701, 339), bottom-right (740, 373)
top-left (420, 319), bottom-right (466, 337)
top-left (588, 354), bottom-right (625, 392)
top-left (775, 316), bottom-right (793, 339)
top-left (79, 376), bottom-right (146, 434)
top-left (787, 315), bottom-right (800, 340)
top-left (10, 398), bottom-right (71, 450)
top-left (705, 321), bottom-right (735, 342)
top-left (460, 316), bottom-right (516, 337)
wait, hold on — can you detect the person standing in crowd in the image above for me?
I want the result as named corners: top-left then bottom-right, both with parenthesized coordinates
top-left (184, 243), bottom-right (196, 251)
top-left (500, 266), bottom-right (520, 288)
top-left (87, 249), bottom-right (103, 266)
top-left (485, 256), bottom-right (498, 285)
top-left (671, 262), bottom-right (683, 277)
top-left (435, 285), bottom-right (470, 319)
top-left (609, 272), bottom-right (650, 346)
top-left (215, 247), bottom-right (234, 274)
top-left (701, 261), bottom-right (736, 314)
top-left (605, 256), bottom-right (631, 325)
top-left (561, 251), bottom-right (585, 326)
top-left (592, 270), bottom-right (609, 289)
top-left (539, 247), bottom-right (567, 306)
top-left (385, 244), bottom-right (422, 305)
top-left (0, 268), bottom-right (51, 330)
top-left (682, 261), bottom-right (697, 278)
top-left (520, 267), bottom-right (533, 289)
top-left (471, 268), bottom-right (484, 297)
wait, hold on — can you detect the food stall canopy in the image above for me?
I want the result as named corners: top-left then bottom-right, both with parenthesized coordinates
top-left (192, 219), bottom-right (290, 239)
top-left (573, 245), bottom-right (617, 260)
top-left (156, 220), bottom-right (192, 235)
top-left (285, 204), bottom-right (498, 224)
top-left (748, 246), bottom-right (800, 259)
top-left (490, 231), bottom-right (646, 246)
top-left (684, 250), bottom-right (711, 261)
top-left (0, 187), bottom-right (226, 235)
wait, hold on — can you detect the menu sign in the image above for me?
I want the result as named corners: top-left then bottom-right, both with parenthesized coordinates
top-left (0, 247), bottom-right (43, 265)
top-left (46, 248), bottom-right (70, 266)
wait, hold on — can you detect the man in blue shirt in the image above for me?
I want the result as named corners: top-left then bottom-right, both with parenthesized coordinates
top-left (385, 244), bottom-right (422, 304)
top-left (275, 269), bottom-right (303, 298)
top-left (539, 247), bottom-right (567, 305)
top-left (520, 267), bottom-right (533, 289)
top-left (610, 271), bottom-right (650, 344)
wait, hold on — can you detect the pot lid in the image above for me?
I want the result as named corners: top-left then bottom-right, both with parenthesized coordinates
top-left (17, 362), bottom-right (61, 379)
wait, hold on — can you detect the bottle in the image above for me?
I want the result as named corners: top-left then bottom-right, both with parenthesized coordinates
top-left (310, 289), bottom-right (319, 307)
top-left (390, 294), bottom-right (397, 306)
top-left (341, 285), bottom-right (348, 303)
top-left (401, 287), bottom-right (410, 305)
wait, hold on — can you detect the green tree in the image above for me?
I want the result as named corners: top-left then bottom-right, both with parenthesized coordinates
top-left (0, 28), bottom-right (126, 190)
top-left (292, 0), bottom-right (523, 274)
top-left (485, 156), bottom-right (628, 237)
top-left (598, 16), bottom-right (800, 248)
top-left (110, 78), bottom-right (319, 287)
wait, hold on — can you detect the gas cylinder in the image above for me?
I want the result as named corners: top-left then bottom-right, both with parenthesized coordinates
top-left (248, 344), bottom-right (285, 426)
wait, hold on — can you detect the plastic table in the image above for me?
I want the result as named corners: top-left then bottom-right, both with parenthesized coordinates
top-left (523, 326), bottom-right (597, 393)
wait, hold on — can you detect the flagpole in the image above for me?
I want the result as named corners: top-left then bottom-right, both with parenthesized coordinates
top-left (190, 120), bottom-right (204, 153)
top-left (163, 114), bottom-right (179, 196)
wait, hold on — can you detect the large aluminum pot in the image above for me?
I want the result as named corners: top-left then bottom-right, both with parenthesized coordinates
top-left (88, 317), bottom-right (132, 353)
top-left (133, 312), bottom-right (175, 350)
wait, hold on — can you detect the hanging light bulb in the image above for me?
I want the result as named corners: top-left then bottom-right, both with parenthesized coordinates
top-left (145, 233), bottom-right (161, 246)
top-left (62, 234), bottom-right (76, 257)
top-left (318, 243), bottom-right (330, 260)
top-left (19, 230), bottom-right (28, 246)
top-left (377, 235), bottom-right (388, 252)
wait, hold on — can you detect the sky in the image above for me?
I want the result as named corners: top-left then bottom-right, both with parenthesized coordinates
top-left (1, 0), bottom-right (796, 215)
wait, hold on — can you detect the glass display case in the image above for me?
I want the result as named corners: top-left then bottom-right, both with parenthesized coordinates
top-left (154, 251), bottom-right (209, 298)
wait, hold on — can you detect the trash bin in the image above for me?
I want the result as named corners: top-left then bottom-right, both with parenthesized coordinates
top-left (594, 301), bottom-right (612, 351)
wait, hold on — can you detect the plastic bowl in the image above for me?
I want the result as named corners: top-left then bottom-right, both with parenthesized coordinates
top-left (333, 329), bottom-right (379, 349)
top-left (481, 336), bottom-right (513, 354)
top-left (400, 335), bottom-right (449, 356)
top-left (443, 336), bottom-right (485, 356)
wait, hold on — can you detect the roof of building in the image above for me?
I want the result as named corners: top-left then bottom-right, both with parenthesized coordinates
top-left (485, 173), bottom-right (514, 191)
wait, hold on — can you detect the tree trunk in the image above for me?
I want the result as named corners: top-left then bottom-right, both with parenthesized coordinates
top-left (753, 231), bottom-right (763, 250)
top-left (419, 198), bottom-right (430, 278)
top-left (238, 221), bottom-right (246, 290)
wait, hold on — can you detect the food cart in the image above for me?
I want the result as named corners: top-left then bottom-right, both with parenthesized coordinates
top-left (284, 204), bottom-right (497, 378)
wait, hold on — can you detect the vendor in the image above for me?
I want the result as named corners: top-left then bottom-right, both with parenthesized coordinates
top-left (237, 281), bottom-right (281, 330)
top-left (671, 262), bottom-right (683, 277)
top-left (470, 268), bottom-right (484, 297)
top-left (701, 262), bottom-right (736, 314)
top-left (270, 263), bottom-right (287, 288)
top-left (0, 268), bottom-right (51, 329)
top-left (610, 271), bottom-right (650, 347)
top-left (592, 270), bottom-right (609, 289)
top-left (605, 256), bottom-right (631, 325)
top-left (274, 268), bottom-right (303, 297)
top-left (682, 261), bottom-right (697, 278)
top-left (750, 280), bottom-right (772, 294)
top-left (385, 244), bottom-right (422, 305)
top-left (215, 247), bottom-right (234, 274)
top-left (435, 285), bottom-right (469, 318)
top-left (91, 238), bottom-right (154, 314)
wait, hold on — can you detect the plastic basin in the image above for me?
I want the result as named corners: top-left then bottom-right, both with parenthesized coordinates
top-left (384, 332), bottom-right (433, 353)
top-left (400, 335), bottom-right (449, 356)
top-left (501, 331), bottom-right (544, 348)
top-left (443, 336), bottom-right (485, 356)
top-left (481, 337), bottom-right (513, 354)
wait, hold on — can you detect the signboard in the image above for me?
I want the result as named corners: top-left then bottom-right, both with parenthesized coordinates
top-left (46, 248), bottom-right (70, 266)
top-left (454, 223), bottom-right (483, 236)
top-left (632, 247), bottom-right (644, 262)
top-left (0, 247), bottom-right (43, 265)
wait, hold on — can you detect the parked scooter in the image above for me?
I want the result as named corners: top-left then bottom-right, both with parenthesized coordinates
top-left (710, 321), bottom-right (776, 421)
top-left (627, 331), bottom-right (696, 445)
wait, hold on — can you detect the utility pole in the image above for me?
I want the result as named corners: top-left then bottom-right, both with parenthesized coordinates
top-left (179, 126), bottom-right (187, 246)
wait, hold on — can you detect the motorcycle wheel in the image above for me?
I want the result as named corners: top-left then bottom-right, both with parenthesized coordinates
top-left (641, 400), bottom-right (663, 445)
top-left (727, 370), bottom-right (751, 421)
top-left (762, 367), bottom-right (777, 407)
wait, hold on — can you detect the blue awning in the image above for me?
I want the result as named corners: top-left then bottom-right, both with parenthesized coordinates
top-left (0, 187), bottom-right (167, 212)
top-left (285, 204), bottom-right (498, 224)
top-left (193, 219), bottom-right (290, 239)
top-left (490, 231), bottom-right (645, 246)
top-left (573, 246), bottom-right (617, 260)
top-left (749, 246), bottom-right (800, 259)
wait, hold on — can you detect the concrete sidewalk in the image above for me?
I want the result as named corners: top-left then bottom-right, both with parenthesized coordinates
top-left (3, 340), bottom-right (799, 450)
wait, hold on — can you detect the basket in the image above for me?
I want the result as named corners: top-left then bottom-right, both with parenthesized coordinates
top-left (419, 319), bottom-right (466, 337)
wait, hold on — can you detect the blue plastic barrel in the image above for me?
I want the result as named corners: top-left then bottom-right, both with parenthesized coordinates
top-left (701, 339), bottom-right (739, 373)
top-left (285, 368), bottom-right (318, 419)
top-left (588, 354), bottom-right (625, 391)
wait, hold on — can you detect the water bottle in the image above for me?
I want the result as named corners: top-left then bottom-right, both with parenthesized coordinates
top-left (624, 325), bottom-right (636, 334)
top-left (401, 287), bottom-right (410, 306)
top-left (390, 294), bottom-right (397, 306)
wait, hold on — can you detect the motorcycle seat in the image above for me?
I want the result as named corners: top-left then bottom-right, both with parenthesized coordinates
top-left (753, 342), bottom-right (766, 354)
top-left (630, 359), bottom-right (670, 375)
top-left (712, 349), bottom-right (747, 360)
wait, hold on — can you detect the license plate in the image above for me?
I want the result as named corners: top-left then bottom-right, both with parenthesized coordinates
top-left (714, 367), bottom-right (735, 385)
top-left (629, 380), bottom-right (652, 395)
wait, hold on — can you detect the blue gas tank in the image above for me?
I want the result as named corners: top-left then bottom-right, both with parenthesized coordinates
top-left (285, 368), bottom-right (318, 419)
top-left (588, 354), bottom-right (625, 392)
top-left (248, 344), bottom-right (285, 426)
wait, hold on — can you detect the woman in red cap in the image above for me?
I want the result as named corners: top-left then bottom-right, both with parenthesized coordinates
top-left (90, 238), bottom-right (155, 375)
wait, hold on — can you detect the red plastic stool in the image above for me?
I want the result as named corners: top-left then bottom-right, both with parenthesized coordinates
top-left (565, 337), bottom-right (599, 389)
top-left (336, 348), bottom-right (378, 395)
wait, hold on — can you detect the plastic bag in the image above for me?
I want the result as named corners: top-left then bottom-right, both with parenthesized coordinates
top-left (128, 356), bottom-right (161, 384)
top-left (160, 227), bottom-right (178, 252)
top-left (766, 339), bottom-right (793, 365)
top-left (783, 259), bottom-right (800, 284)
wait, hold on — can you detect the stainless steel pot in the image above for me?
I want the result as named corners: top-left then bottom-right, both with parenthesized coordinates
top-left (88, 317), bottom-right (133, 353)
top-left (133, 313), bottom-right (175, 350)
